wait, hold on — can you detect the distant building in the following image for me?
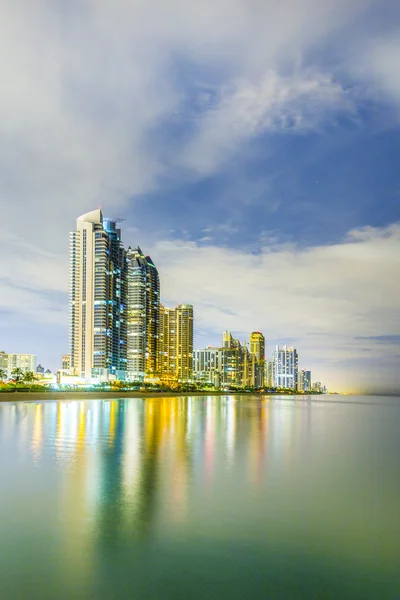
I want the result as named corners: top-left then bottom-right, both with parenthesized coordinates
top-left (7, 354), bottom-right (37, 378)
top-left (249, 332), bottom-right (265, 387)
top-left (193, 347), bottom-right (220, 384)
top-left (200, 331), bottom-right (250, 387)
top-left (61, 354), bottom-right (72, 371)
top-left (0, 351), bottom-right (8, 374)
top-left (312, 381), bottom-right (327, 393)
top-left (273, 345), bottom-right (298, 389)
top-left (265, 360), bottom-right (274, 388)
top-left (222, 331), bottom-right (233, 348)
top-left (298, 369), bottom-right (312, 392)
top-left (36, 364), bottom-right (45, 374)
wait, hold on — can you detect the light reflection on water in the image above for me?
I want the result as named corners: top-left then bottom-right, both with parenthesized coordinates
top-left (0, 395), bottom-right (400, 599)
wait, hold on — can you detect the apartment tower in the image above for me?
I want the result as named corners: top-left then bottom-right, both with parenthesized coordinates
top-left (175, 304), bottom-right (194, 382)
top-left (158, 304), bottom-right (177, 383)
top-left (126, 247), bottom-right (160, 380)
top-left (249, 331), bottom-right (265, 387)
top-left (273, 345), bottom-right (298, 389)
top-left (69, 209), bottom-right (127, 380)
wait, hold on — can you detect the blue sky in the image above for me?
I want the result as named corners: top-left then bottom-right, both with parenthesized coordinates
top-left (0, 0), bottom-right (400, 392)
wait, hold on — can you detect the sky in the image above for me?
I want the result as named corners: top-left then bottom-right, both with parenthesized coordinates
top-left (0, 0), bottom-right (400, 393)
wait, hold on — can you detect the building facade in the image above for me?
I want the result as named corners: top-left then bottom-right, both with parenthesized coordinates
top-left (61, 354), bottom-right (72, 371)
top-left (158, 304), bottom-right (177, 383)
top-left (6, 354), bottom-right (37, 377)
top-left (215, 332), bottom-right (250, 387)
top-left (104, 219), bottom-right (127, 379)
top-left (158, 304), bottom-right (194, 383)
top-left (144, 255), bottom-right (160, 377)
top-left (126, 247), bottom-right (147, 381)
top-left (273, 345), bottom-right (298, 389)
top-left (298, 369), bottom-right (312, 392)
top-left (175, 304), bottom-right (194, 382)
top-left (193, 347), bottom-right (220, 384)
top-left (265, 360), bottom-right (274, 388)
top-left (69, 209), bottom-right (127, 381)
top-left (126, 247), bottom-right (160, 381)
top-left (249, 332), bottom-right (265, 387)
top-left (0, 351), bottom-right (8, 375)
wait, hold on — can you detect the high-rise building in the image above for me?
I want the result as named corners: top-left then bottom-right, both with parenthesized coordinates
top-left (193, 347), bottom-right (220, 384)
top-left (159, 304), bottom-right (177, 382)
top-left (126, 247), bottom-right (147, 381)
top-left (249, 332), bottom-right (265, 387)
top-left (69, 209), bottom-right (127, 380)
top-left (222, 331), bottom-right (233, 348)
top-left (6, 354), bottom-right (37, 377)
top-left (218, 332), bottom-right (248, 387)
top-left (104, 219), bottom-right (127, 378)
top-left (126, 247), bottom-right (160, 380)
top-left (298, 369), bottom-right (312, 392)
top-left (158, 304), bottom-right (194, 383)
top-left (265, 359), bottom-right (274, 388)
top-left (273, 345), bottom-right (298, 389)
top-left (304, 370), bottom-right (312, 392)
top-left (144, 255), bottom-right (160, 377)
top-left (175, 304), bottom-right (194, 382)
top-left (249, 332), bottom-right (265, 362)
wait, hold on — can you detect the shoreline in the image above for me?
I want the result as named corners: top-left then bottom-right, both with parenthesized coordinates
top-left (0, 390), bottom-right (315, 402)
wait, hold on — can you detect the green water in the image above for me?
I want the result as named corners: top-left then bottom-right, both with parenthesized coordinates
top-left (0, 395), bottom-right (399, 599)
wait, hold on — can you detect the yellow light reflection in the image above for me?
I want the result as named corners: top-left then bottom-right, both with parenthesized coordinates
top-left (31, 403), bottom-right (43, 462)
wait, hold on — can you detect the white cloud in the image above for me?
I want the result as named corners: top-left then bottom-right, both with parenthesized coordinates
top-left (182, 70), bottom-right (355, 174)
top-left (0, 0), bottom-right (377, 245)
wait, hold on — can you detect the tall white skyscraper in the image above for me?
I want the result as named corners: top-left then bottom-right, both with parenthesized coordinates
top-left (69, 209), bottom-right (127, 380)
top-left (273, 345), bottom-right (299, 389)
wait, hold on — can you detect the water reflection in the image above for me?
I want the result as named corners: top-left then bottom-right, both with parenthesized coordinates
top-left (0, 395), bottom-right (400, 600)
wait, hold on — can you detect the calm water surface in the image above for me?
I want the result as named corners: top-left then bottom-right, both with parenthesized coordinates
top-left (1, 395), bottom-right (399, 599)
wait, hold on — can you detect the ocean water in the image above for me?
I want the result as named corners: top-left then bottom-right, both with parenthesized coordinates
top-left (0, 395), bottom-right (399, 599)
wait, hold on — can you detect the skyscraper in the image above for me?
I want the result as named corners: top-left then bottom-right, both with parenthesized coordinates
top-left (273, 345), bottom-right (298, 390)
top-left (69, 209), bottom-right (127, 380)
top-left (218, 332), bottom-right (248, 387)
top-left (126, 247), bottom-right (160, 380)
top-left (249, 332), bottom-right (265, 387)
top-left (158, 303), bottom-right (194, 383)
top-left (298, 369), bottom-right (312, 392)
top-left (193, 347), bottom-right (220, 383)
top-left (175, 304), bottom-right (194, 382)
top-left (159, 304), bottom-right (177, 383)
top-left (126, 247), bottom-right (147, 381)
top-left (104, 219), bottom-right (127, 378)
top-left (144, 255), bottom-right (160, 377)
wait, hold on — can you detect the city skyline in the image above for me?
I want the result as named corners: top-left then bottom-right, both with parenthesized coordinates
top-left (0, 205), bottom-right (392, 393)
top-left (1, 1), bottom-right (400, 394)
top-left (68, 209), bottom-right (318, 390)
